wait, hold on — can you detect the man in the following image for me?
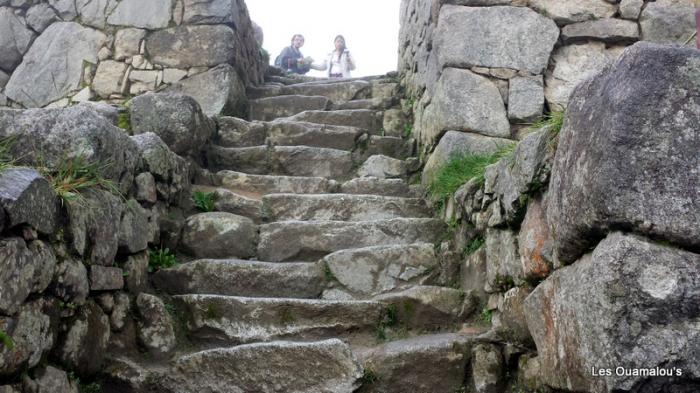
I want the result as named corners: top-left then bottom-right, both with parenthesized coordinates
top-left (275, 34), bottom-right (312, 74)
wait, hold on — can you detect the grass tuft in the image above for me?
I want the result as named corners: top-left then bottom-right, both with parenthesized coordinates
top-left (192, 191), bottom-right (216, 212)
top-left (0, 329), bottom-right (14, 350)
top-left (480, 308), bottom-right (492, 325)
top-left (428, 144), bottom-right (515, 201)
top-left (463, 236), bottom-right (485, 257)
top-left (148, 247), bottom-right (178, 273)
top-left (40, 153), bottom-right (120, 204)
top-left (0, 136), bottom-right (18, 171)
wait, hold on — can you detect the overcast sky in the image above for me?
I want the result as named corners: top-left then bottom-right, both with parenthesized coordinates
top-left (245, 0), bottom-right (401, 77)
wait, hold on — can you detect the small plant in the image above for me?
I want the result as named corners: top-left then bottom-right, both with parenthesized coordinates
top-left (79, 382), bottom-right (102, 393)
top-left (41, 153), bottom-right (120, 203)
top-left (427, 144), bottom-right (515, 202)
top-left (0, 136), bottom-right (17, 171)
top-left (204, 303), bottom-right (223, 319)
top-left (192, 191), bottom-right (216, 212)
top-left (323, 263), bottom-right (337, 282)
top-left (117, 112), bottom-right (131, 132)
top-left (0, 329), bottom-right (14, 350)
top-left (480, 308), bottom-right (492, 325)
top-left (493, 274), bottom-right (516, 291)
top-left (403, 122), bottom-right (413, 138)
top-left (278, 308), bottom-right (296, 324)
top-left (148, 247), bottom-right (178, 273)
top-left (463, 236), bottom-right (485, 257)
top-left (360, 363), bottom-right (379, 385)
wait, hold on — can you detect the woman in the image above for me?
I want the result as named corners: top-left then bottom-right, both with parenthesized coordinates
top-left (320, 35), bottom-right (356, 78)
top-left (275, 34), bottom-right (312, 74)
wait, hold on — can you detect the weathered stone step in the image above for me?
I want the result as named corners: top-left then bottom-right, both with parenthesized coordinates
top-left (216, 118), bottom-right (366, 150)
top-left (249, 95), bottom-right (330, 121)
top-left (207, 145), bottom-right (353, 179)
top-left (322, 243), bottom-right (439, 299)
top-left (155, 339), bottom-right (363, 393)
top-left (354, 135), bottom-right (414, 161)
top-left (192, 184), bottom-right (262, 222)
top-left (248, 80), bottom-right (371, 103)
top-left (261, 194), bottom-right (431, 222)
top-left (266, 120), bottom-right (363, 150)
top-left (153, 259), bottom-right (325, 298)
top-left (173, 294), bottom-right (384, 344)
top-left (258, 218), bottom-right (446, 262)
top-left (355, 334), bottom-right (475, 393)
top-left (334, 97), bottom-right (396, 110)
top-left (339, 177), bottom-right (415, 198)
top-left (373, 286), bottom-right (468, 330)
top-left (283, 109), bottom-right (383, 133)
top-left (217, 170), bottom-right (338, 199)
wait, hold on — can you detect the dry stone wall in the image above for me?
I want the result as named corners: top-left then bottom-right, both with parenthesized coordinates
top-left (399, 1), bottom-right (700, 392)
top-left (0, 0), bottom-right (265, 116)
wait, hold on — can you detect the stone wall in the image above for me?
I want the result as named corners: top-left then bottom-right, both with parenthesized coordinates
top-left (399, 1), bottom-right (700, 392)
top-left (0, 0), bottom-right (265, 116)
top-left (399, 0), bottom-right (697, 166)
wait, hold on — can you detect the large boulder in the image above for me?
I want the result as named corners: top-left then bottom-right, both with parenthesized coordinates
top-left (54, 301), bottom-right (110, 376)
top-left (135, 293), bottom-right (176, 357)
top-left (544, 42), bottom-right (625, 110)
top-left (639, 0), bottom-right (696, 44)
top-left (130, 93), bottom-right (215, 156)
top-left (435, 5), bottom-right (558, 74)
top-left (0, 168), bottom-right (58, 234)
top-left (131, 133), bottom-right (191, 204)
top-left (524, 233), bottom-right (700, 392)
top-left (547, 43), bottom-right (700, 263)
top-left (4, 22), bottom-right (106, 108)
top-left (0, 7), bottom-right (35, 73)
top-left (0, 104), bottom-right (138, 194)
top-left (420, 68), bottom-right (510, 147)
top-left (106, 0), bottom-right (172, 29)
top-left (164, 64), bottom-right (247, 117)
top-left (147, 25), bottom-right (236, 68)
top-left (65, 189), bottom-right (123, 266)
top-left (0, 238), bottom-right (56, 315)
top-left (0, 300), bottom-right (56, 377)
top-left (180, 212), bottom-right (257, 259)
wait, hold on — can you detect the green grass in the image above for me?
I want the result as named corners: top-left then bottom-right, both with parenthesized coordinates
top-left (148, 247), bottom-right (178, 273)
top-left (463, 236), bottom-right (485, 257)
top-left (428, 144), bottom-right (515, 201)
top-left (360, 364), bottom-right (379, 385)
top-left (480, 308), bottom-right (492, 325)
top-left (40, 153), bottom-right (120, 204)
top-left (0, 136), bottom-right (18, 171)
top-left (117, 112), bottom-right (131, 133)
top-left (403, 122), bottom-right (413, 138)
top-left (0, 329), bottom-right (14, 350)
top-left (79, 382), bottom-right (102, 393)
top-left (192, 191), bottom-right (216, 212)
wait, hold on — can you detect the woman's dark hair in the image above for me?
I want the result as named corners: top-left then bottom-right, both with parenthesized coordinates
top-left (334, 35), bottom-right (346, 60)
top-left (291, 34), bottom-right (304, 43)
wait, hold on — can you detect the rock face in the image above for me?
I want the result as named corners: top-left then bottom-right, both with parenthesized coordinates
top-left (130, 93), bottom-right (215, 156)
top-left (435, 5), bottom-right (558, 74)
top-left (0, 7), bottom-right (35, 73)
top-left (0, 238), bottom-right (56, 315)
top-left (421, 68), bottom-right (510, 143)
top-left (524, 233), bottom-right (700, 392)
top-left (135, 293), bottom-right (176, 357)
top-left (54, 301), bottom-right (110, 376)
top-left (147, 25), bottom-right (236, 68)
top-left (0, 104), bottom-right (138, 193)
top-left (0, 300), bottom-right (56, 377)
top-left (4, 22), bottom-right (106, 108)
top-left (165, 64), bottom-right (247, 116)
top-left (639, 0), bottom-right (696, 44)
top-left (529, 0), bottom-right (617, 25)
top-left (544, 42), bottom-right (625, 110)
top-left (547, 43), bottom-right (700, 263)
top-left (107, 0), bottom-right (172, 29)
top-left (0, 168), bottom-right (58, 235)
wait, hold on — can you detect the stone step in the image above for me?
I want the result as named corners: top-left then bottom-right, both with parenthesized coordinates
top-left (217, 170), bottom-right (337, 199)
top-left (248, 80), bottom-right (371, 103)
top-left (215, 116), bottom-right (267, 147)
top-left (355, 334), bottom-right (475, 393)
top-left (173, 294), bottom-right (384, 344)
top-left (339, 177), bottom-right (415, 198)
top-left (192, 185), bottom-right (262, 222)
top-left (282, 109), bottom-right (383, 133)
top-left (207, 145), bottom-right (354, 179)
top-left (354, 135), bottom-right (414, 161)
top-left (261, 193), bottom-right (431, 222)
top-left (154, 339), bottom-right (363, 393)
top-left (373, 286), bottom-right (468, 330)
top-left (153, 259), bottom-right (325, 298)
top-left (249, 95), bottom-right (330, 121)
top-left (334, 97), bottom-right (396, 110)
top-left (258, 218), bottom-right (446, 262)
top-left (266, 120), bottom-right (363, 151)
top-left (322, 243), bottom-right (439, 299)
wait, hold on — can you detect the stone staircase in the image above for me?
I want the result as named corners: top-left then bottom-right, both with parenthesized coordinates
top-left (111, 76), bottom-right (485, 393)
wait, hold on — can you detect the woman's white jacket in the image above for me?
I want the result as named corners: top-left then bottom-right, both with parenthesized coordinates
top-left (312, 51), bottom-right (356, 78)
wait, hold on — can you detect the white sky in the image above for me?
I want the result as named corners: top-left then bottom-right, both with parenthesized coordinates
top-left (244, 0), bottom-right (401, 78)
